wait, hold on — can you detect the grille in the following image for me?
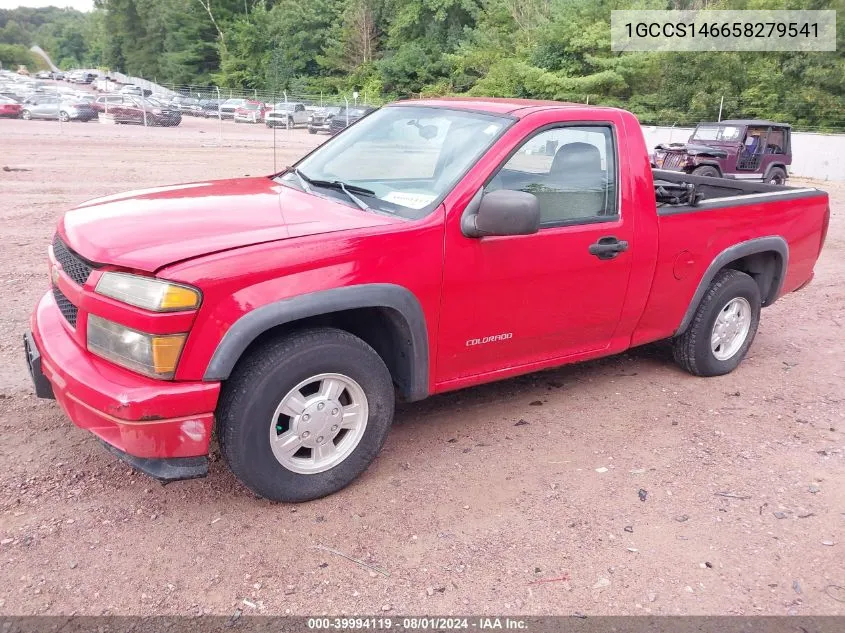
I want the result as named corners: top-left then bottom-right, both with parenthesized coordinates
top-left (661, 153), bottom-right (687, 170)
top-left (52, 235), bottom-right (94, 286)
top-left (53, 285), bottom-right (78, 328)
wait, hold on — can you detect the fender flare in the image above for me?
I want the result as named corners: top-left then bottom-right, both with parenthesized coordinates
top-left (763, 163), bottom-right (788, 180)
top-left (675, 236), bottom-right (789, 335)
top-left (203, 283), bottom-right (430, 401)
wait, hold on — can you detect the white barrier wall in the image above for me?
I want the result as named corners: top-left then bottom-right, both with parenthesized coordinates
top-left (639, 125), bottom-right (845, 182)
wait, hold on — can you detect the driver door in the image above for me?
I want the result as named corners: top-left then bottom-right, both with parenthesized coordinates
top-left (436, 116), bottom-right (634, 385)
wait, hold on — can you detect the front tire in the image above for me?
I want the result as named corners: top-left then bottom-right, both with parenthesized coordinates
top-left (673, 269), bottom-right (761, 377)
top-left (21, 109), bottom-right (32, 120)
top-left (218, 327), bottom-right (395, 502)
top-left (59, 111), bottom-right (70, 122)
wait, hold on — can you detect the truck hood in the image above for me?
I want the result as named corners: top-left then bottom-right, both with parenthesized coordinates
top-left (655, 142), bottom-right (730, 158)
top-left (59, 177), bottom-right (399, 272)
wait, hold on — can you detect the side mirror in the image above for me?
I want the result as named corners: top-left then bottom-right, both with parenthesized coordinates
top-left (462, 189), bottom-right (541, 238)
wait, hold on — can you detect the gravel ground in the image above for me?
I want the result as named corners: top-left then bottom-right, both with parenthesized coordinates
top-left (0, 116), bottom-right (843, 616)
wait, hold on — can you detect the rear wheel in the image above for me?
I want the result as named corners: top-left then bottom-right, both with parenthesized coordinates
top-left (673, 269), bottom-right (761, 377)
top-left (692, 165), bottom-right (720, 178)
top-left (58, 111), bottom-right (70, 122)
top-left (218, 327), bottom-right (395, 502)
top-left (308, 127), bottom-right (317, 134)
top-left (767, 167), bottom-right (787, 185)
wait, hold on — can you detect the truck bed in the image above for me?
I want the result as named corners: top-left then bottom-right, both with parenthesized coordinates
top-left (653, 168), bottom-right (821, 211)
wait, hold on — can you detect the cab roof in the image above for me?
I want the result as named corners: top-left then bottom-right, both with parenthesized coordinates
top-left (390, 97), bottom-right (616, 118)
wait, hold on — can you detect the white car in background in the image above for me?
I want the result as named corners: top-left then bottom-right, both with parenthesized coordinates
top-left (265, 102), bottom-right (310, 128)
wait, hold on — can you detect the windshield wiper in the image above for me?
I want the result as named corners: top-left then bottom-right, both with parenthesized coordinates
top-left (289, 168), bottom-right (375, 212)
top-left (291, 167), bottom-right (312, 194)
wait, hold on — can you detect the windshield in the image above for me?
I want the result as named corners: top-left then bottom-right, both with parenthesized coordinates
top-left (691, 124), bottom-right (743, 142)
top-left (280, 106), bottom-right (512, 219)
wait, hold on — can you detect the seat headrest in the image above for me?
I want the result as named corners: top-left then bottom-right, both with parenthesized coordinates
top-left (550, 142), bottom-right (603, 176)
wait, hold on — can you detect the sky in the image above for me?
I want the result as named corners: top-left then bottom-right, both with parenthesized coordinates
top-left (0, 0), bottom-right (93, 10)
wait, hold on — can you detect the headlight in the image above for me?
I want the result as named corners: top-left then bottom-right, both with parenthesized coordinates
top-left (96, 272), bottom-right (201, 312)
top-left (87, 315), bottom-right (186, 379)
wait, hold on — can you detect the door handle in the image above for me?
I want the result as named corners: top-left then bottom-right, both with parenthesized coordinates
top-left (589, 236), bottom-right (629, 260)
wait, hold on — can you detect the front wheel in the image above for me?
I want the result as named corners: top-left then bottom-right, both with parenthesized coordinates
top-left (673, 269), bottom-right (761, 377)
top-left (692, 165), bottom-right (720, 178)
top-left (58, 111), bottom-right (70, 122)
top-left (218, 327), bottom-right (395, 502)
top-left (21, 110), bottom-right (32, 120)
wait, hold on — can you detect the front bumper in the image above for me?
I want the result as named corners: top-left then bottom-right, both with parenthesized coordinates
top-left (28, 290), bottom-right (220, 476)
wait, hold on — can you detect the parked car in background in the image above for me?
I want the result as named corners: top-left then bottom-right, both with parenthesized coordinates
top-left (307, 106), bottom-right (342, 134)
top-left (35, 71), bottom-right (53, 79)
top-left (67, 71), bottom-right (96, 84)
top-left (120, 85), bottom-right (143, 96)
top-left (171, 96), bottom-right (203, 116)
top-left (219, 98), bottom-right (247, 119)
top-left (265, 102), bottom-right (309, 128)
top-left (108, 96), bottom-right (182, 126)
top-left (199, 98), bottom-right (223, 117)
top-left (653, 120), bottom-right (792, 185)
top-left (0, 95), bottom-right (22, 118)
top-left (54, 71), bottom-right (65, 80)
top-left (328, 106), bottom-right (377, 134)
top-left (233, 100), bottom-right (269, 123)
top-left (20, 96), bottom-right (97, 122)
top-left (92, 94), bottom-right (129, 113)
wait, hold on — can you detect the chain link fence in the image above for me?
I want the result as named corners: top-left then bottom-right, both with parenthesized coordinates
top-left (4, 68), bottom-right (844, 180)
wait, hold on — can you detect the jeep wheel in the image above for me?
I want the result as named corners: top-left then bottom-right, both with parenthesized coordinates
top-left (218, 327), bottom-right (395, 502)
top-left (672, 269), bottom-right (761, 377)
top-left (767, 167), bottom-right (787, 185)
top-left (692, 165), bottom-right (720, 178)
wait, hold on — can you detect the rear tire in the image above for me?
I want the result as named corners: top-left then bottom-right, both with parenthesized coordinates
top-left (59, 111), bottom-right (69, 122)
top-left (767, 167), bottom-right (787, 185)
top-left (692, 165), bottom-right (720, 178)
top-left (218, 327), bottom-right (395, 502)
top-left (308, 128), bottom-right (317, 134)
top-left (673, 269), bottom-right (761, 377)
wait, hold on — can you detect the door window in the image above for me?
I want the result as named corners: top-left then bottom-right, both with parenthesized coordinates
top-left (485, 125), bottom-right (617, 226)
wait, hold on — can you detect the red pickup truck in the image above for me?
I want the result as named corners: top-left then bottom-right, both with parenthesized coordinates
top-left (25, 98), bottom-right (830, 502)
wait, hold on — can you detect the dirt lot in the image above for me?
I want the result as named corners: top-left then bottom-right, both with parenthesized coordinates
top-left (1, 116), bottom-right (843, 617)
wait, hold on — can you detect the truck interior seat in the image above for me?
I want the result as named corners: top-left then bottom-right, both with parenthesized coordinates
top-left (545, 142), bottom-right (608, 219)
